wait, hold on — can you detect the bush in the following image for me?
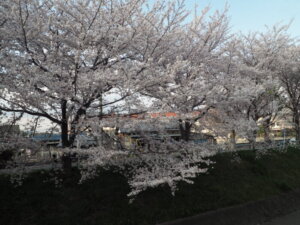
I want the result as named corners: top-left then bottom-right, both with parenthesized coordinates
top-left (0, 149), bottom-right (14, 169)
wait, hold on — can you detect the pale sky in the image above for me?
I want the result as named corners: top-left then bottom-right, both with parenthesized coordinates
top-left (185, 0), bottom-right (300, 38)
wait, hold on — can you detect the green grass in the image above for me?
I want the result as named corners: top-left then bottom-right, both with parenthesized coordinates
top-left (1, 147), bottom-right (300, 225)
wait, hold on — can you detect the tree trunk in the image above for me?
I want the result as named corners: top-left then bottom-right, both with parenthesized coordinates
top-left (69, 134), bottom-right (77, 148)
top-left (263, 118), bottom-right (272, 144)
top-left (263, 126), bottom-right (272, 144)
top-left (179, 120), bottom-right (192, 142)
top-left (61, 99), bottom-right (69, 146)
top-left (68, 107), bottom-right (86, 148)
top-left (249, 130), bottom-right (257, 150)
top-left (295, 114), bottom-right (300, 143)
top-left (229, 129), bottom-right (236, 150)
top-left (61, 121), bottom-right (72, 174)
top-left (60, 100), bottom-right (72, 173)
top-left (61, 122), bottom-right (69, 147)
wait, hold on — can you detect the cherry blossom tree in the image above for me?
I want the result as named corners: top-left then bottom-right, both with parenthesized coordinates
top-left (277, 45), bottom-right (300, 142)
top-left (215, 27), bottom-right (291, 149)
top-left (140, 7), bottom-right (230, 141)
top-left (0, 0), bottom-right (188, 147)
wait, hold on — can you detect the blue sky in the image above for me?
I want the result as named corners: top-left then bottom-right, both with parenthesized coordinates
top-left (184, 0), bottom-right (300, 38)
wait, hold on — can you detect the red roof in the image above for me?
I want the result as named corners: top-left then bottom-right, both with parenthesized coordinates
top-left (102, 111), bottom-right (201, 119)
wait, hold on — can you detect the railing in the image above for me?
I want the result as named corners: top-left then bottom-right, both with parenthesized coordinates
top-left (218, 139), bottom-right (299, 152)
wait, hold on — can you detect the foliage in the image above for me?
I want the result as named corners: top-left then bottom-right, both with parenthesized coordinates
top-left (1, 147), bottom-right (300, 225)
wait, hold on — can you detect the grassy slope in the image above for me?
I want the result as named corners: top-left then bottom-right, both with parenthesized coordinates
top-left (1, 147), bottom-right (300, 225)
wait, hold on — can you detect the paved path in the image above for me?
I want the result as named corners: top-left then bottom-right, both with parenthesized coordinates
top-left (261, 210), bottom-right (300, 225)
top-left (0, 163), bottom-right (60, 174)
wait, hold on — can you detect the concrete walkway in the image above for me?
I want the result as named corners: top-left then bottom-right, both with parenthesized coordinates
top-left (159, 189), bottom-right (300, 225)
top-left (261, 210), bottom-right (300, 225)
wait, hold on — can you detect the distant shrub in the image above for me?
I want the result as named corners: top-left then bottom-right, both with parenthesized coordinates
top-left (0, 149), bottom-right (14, 169)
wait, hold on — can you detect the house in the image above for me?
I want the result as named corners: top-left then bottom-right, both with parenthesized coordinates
top-left (103, 112), bottom-right (216, 150)
top-left (31, 133), bottom-right (61, 146)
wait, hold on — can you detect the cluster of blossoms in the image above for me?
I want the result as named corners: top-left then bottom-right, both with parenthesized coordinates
top-left (72, 140), bottom-right (216, 198)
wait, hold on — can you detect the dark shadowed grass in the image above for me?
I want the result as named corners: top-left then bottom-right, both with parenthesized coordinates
top-left (1, 146), bottom-right (300, 225)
